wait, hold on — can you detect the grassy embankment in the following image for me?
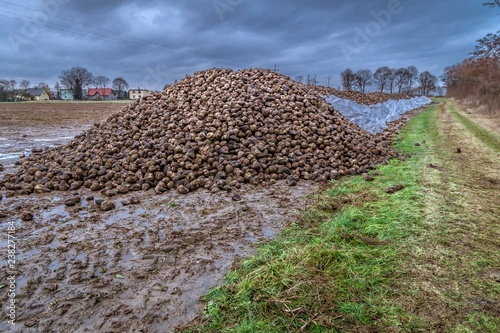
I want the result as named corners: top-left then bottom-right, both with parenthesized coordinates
top-left (178, 99), bottom-right (499, 332)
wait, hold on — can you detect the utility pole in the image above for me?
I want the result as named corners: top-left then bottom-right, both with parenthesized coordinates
top-left (327, 75), bottom-right (331, 87)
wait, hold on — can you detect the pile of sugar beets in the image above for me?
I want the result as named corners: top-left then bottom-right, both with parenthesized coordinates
top-left (1, 68), bottom-right (399, 196)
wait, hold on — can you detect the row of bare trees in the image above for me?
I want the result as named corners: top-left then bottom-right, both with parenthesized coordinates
top-left (294, 74), bottom-right (319, 86)
top-left (339, 66), bottom-right (438, 95)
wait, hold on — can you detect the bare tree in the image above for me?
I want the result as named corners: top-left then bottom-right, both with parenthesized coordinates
top-left (373, 66), bottom-right (392, 92)
top-left (306, 74), bottom-right (318, 86)
top-left (340, 68), bottom-right (357, 90)
top-left (419, 71), bottom-right (437, 96)
top-left (0, 79), bottom-right (18, 101)
top-left (388, 68), bottom-right (400, 94)
top-left (19, 80), bottom-right (30, 91)
top-left (112, 77), bottom-right (129, 99)
top-left (0, 79), bottom-right (9, 101)
top-left (441, 64), bottom-right (460, 89)
top-left (294, 75), bottom-right (303, 84)
top-left (470, 31), bottom-right (499, 59)
top-left (9, 80), bottom-right (17, 93)
top-left (53, 82), bottom-right (61, 100)
top-left (59, 66), bottom-right (94, 100)
top-left (94, 75), bottom-right (110, 89)
top-left (394, 68), bottom-right (409, 93)
top-left (405, 66), bottom-right (419, 94)
top-left (483, 0), bottom-right (500, 8)
top-left (354, 69), bottom-right (372, 93)
top-left (7, 80), bottom-right (17, 101)
top-left (93, 76), bottom-right (110, 100)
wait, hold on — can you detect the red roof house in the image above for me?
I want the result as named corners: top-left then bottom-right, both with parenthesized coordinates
top-left (86, 88), bottom-right (116, 100)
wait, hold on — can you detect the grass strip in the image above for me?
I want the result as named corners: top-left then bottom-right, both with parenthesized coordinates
top-left (177, 102), bottom-right (498, 332)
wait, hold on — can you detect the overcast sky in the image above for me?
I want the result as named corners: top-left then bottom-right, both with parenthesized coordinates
top-left (0, 0), bottom-right (498, 91)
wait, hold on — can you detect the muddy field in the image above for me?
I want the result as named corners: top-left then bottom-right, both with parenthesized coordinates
top-left (0, 102), bottom-right (124, 173)
top-left (0, 102), bottom-right (316, 332)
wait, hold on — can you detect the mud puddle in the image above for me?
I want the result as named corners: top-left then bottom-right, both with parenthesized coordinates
top-left (0, 180), bottom-right (315, 332)
top-left (0, 127), bottom-right (89, 173)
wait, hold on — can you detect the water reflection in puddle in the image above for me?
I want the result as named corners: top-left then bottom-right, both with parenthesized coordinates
top-left (40, 205), bottom-right (71, 221)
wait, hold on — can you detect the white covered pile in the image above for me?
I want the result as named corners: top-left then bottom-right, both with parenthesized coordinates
top-left (325, 95), bottom-right (432, 133)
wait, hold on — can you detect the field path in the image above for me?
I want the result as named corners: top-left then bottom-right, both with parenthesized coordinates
top-left (405, 99), bottom-right (500, 331)
top-left (433, 99), bottom-right (499, 219)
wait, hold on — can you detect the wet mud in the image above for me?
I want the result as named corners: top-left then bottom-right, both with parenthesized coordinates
top-left (0, 180), bottom-right (313, 332)
top-left (0, 103), bottom-right (315, 332)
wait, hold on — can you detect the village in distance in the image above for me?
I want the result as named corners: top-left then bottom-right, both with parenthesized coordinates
top-left (0, 66), bottom-right (154, 102)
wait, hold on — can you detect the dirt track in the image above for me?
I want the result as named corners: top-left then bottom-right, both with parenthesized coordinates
top-left (407, 100), bottom-right (500, 329)
top-left (0, 102), bottom-right (315, 332)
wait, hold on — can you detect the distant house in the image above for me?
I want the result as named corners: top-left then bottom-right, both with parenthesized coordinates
top-left (60, 89), bottom-right (74, 100)
top-left (86, 88), bottom-right (116, 101)
top-left (24, 87), bottom-right (50, 101)
top-left (128, 88), bottom-right (151, 100)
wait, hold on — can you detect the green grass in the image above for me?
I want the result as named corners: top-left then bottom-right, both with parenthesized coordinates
top-left (447, 101), bottom-right (500, 152)
top-left (177, 101), bottom-right (499, 333)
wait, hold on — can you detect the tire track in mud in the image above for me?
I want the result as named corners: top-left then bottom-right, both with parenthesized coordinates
top-left (437, 101), bottom-right (499, 208)
top-left (0, 182), bottom-right (314, 332)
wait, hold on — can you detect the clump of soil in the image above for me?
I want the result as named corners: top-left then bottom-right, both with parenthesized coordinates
top-left (1, 68), bottom-right (398, 196)
top-left (385, 184), bottom-right (404, 193)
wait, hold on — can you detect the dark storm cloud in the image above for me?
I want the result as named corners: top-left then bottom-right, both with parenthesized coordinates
top-left (0, 0), bottom-right (497, 90)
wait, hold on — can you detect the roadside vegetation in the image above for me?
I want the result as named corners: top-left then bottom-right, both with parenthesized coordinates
top-left (442, 3), bottom-right (499, 115)
top-left (177, 99), bottom-right (499, 332)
